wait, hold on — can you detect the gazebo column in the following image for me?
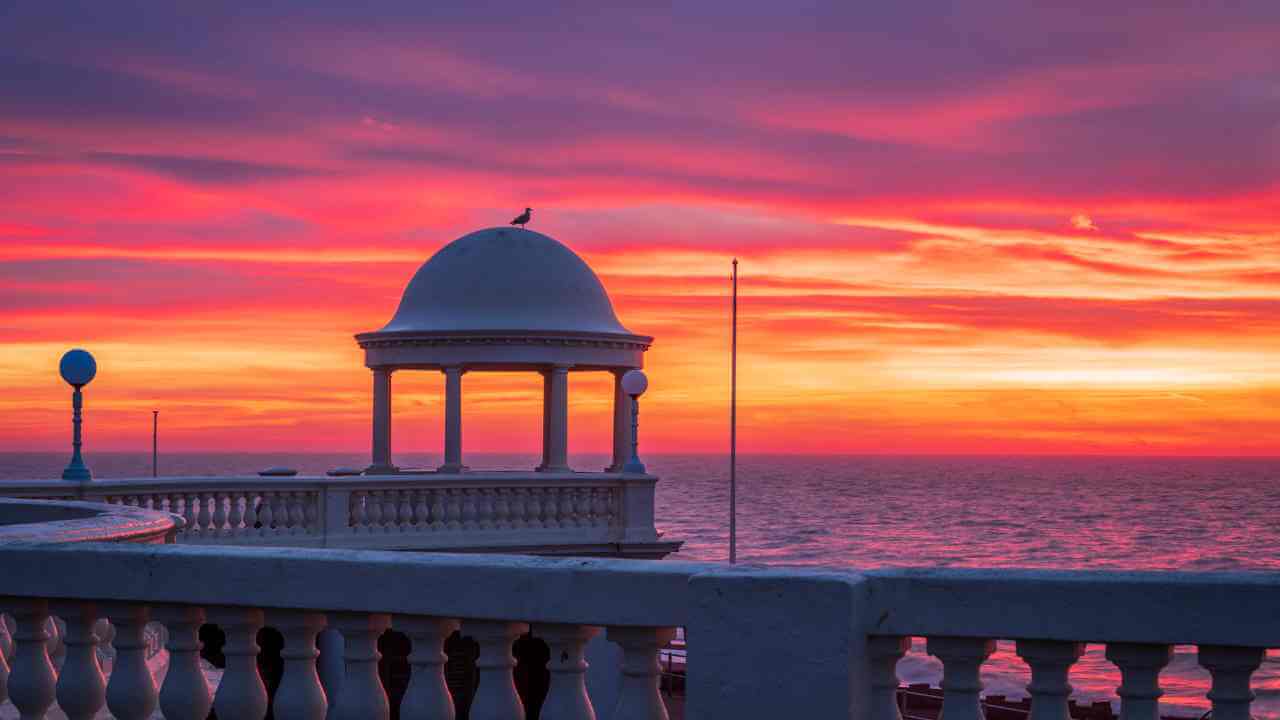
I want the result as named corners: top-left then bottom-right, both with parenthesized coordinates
top-left (607, 369), bottom-right (629, 472)
top-left (439, 366), bottom-right (465, 473)
top-left (537, 370), bottom-right (552, 471)
top-left (368, 368), bottom-right (396, 474)
top-left (540, 364), bottom-right (571, 472)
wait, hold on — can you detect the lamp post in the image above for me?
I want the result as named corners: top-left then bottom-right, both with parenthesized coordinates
top-left (621, 369), bottom-right (648, 474)
top-left (59, 349), bottom-right (97, 481)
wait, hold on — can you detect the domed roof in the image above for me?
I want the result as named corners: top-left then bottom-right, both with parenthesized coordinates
top-left (378, 227), bottom-right (633, 336)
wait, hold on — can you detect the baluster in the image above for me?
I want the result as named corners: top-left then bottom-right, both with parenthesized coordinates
top-left (329, 613), bottom-right (391, 720)
top-left (196, 493), bottom-right (213, 534)
top-left (445, 490), bottom-right (462, 530)
top-left (592, 489), bottom-right (608, 527)
top-left (209, 607), bottom-right (268, 720)
top-left (562, 489), bottom-right (578, 527)
top-left (429, 490), bottom-right (445, 531)
top-left (526, 489), bottom-right (543, 529)
top-left (608, 626), bottom-right (676, 720)
top-left (382, 490), bottom-right (398, 533)
top-left (1198, 645), bottom-right (1265, 720)
top-left (1105, 643), bottom-right (1171, 720)
top-left (270, 610), bottom-right (328, 720)
top-left (544, 488), bottom-right (561, 529)
top-left (398, 491), bottom-right (414, 532)
top-left (8, 598), bottom-right (57, 720)
top-left (226, 492), bottom-right (244, 535)
top-left (350, 492), bottom-right (367, 533)
top-left (304, 492), bottom-right (320, 534)
top-left (366, 490), bottom-right (384, 533)
top-left (154, 606), bottom-right (213, 720)
top-left (1016, 640), bottom-right (1083, 720)
top-left (400, 616), bottom-right (460, 720)
top-left (169, 494), bottom-right (186, 534)
top-left (0, 612), bottom-right (11, 705)
top-left (466, 620), bottom-right (527, 720)
top-left (272, 492), bottom-right (291, 536)
top-left (540, 624), bottom-right (599, 720)
top-left (509, 489), bottom-right (526, 529)
top-left (576, 489), bottom-right (591, 527)
top-left (461, 490), bottom-right (478, 530)
top-left (868, 636), bottom-right (910, 720)
top-left (259, 493), bottom-right (276, 536)
top-left (926, 637), bottom-right (995, 720)
top-left (242, 492), bottom-right (260, 535)
top-left (103, 603), bottom-right (158, 720)
top-left (291, 491), bottom-right (307, 535)
top-left (184, 493), bottom-right (200, 535)
top-left (209, 492), bottom-right (227, 535)
top-left (494, 490), bottom-right (511, 530)
top-left (413, 490), bottom-right (431, 531)
top-left (479, 489), bottom-right (496, 530)
top-left (52, 602), bottom-right (106, 720)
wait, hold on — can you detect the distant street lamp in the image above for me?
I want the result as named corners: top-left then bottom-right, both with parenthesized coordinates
top-left (59, 349), bottom-right (97, 481)
top-left (621, 369), bottom-right (648, 474)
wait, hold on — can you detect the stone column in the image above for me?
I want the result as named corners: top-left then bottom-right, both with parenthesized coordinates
top-left (369, 368), bottom-right (395, 474)
top-left (608, 369), bottom-right (629, 472)
top-left (439, 366), bottom-right (465, 473)
top-left (537, 370), bottom-right (552, 471)
top-left (541, 365), bottom-right (571, 472)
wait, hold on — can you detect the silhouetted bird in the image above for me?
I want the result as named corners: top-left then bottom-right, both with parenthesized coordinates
top-left (510, 207), bottom-right (532, 228)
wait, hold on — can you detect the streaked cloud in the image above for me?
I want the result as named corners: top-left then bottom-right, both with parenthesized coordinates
top-left (0, 1), bottom-right (1277, 455)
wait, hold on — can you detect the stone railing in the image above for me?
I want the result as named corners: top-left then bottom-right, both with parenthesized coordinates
top-left (1, 544), bottom-right (1278, 720)
top-left (0, 471), bottom-right (676, 557)
top-left (0, 497), bottom-right (181, 545)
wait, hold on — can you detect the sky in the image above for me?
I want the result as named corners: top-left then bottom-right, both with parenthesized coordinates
top-left (1, 2), bottom-right (1278, 457)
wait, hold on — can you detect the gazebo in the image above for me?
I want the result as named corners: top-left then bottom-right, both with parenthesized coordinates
top-left (355, 227), bottom-right (652, 475)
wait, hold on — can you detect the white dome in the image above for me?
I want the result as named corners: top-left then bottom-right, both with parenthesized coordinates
top-left (380, 227), bottom-right (632, 336)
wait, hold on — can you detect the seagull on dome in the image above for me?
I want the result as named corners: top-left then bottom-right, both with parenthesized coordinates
top-left (510, 207), bottom-right (532, 228)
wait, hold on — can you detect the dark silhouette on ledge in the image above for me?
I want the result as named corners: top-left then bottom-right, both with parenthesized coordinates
top-left (511, 207), bottom-right (532, 228)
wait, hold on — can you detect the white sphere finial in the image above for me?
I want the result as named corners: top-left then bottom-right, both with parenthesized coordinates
top-left (621, 369), bottom-right (648, 397)
top-left (59, 349), bottom-right (97, 388)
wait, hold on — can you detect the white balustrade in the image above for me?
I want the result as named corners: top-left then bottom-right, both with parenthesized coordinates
top-left (608, 626), bottom-right (675, 720)
top-left (153, 605), bottom-right (213, 720)
top-left (8, 598), bottom-right (56, 720)
top-left (926, 636), bottom-right (995, 720)
top-left (210, 606), bottom-right (269, 720)
top-left (539, 624), bottom-right (599, 720)
top-left (329, 612), bottom-right (391, 720)
top-left (103, 603), bottom-right (157, 720)
top-left (400, 616), bottom-right (460, 720)
top-left (867, 635), bottom-right (910, 720)
top-left (271, 610), bottom-right (328, 720)
top-left (52, 602), bottom-right (105, 720)
top-left (2, 544), bottom-right (1278, 719)
top-left (467, 620), bottom-right (528, 720)
top-left (1105, 642), bottom-right (1171, 720)
top-left (1016, 640), bottom-right (1084, 720)
top-left (1199, 644), bottom-right (1265, 720)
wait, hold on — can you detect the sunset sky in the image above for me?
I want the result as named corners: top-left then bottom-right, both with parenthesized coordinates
top-left (2, 3), bottom-right (1277, 457)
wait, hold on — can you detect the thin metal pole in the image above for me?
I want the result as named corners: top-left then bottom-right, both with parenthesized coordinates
top-left (152, 410), bottom-right (158, 478)
top-left (730, 258), bottom-right (738, 564)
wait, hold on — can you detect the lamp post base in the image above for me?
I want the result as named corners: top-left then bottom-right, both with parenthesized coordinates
top-left (61, 463), bottom-right (91, 481)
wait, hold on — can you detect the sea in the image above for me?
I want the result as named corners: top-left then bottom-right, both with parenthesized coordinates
top-left (4, 452), bottom-right (1279, 718)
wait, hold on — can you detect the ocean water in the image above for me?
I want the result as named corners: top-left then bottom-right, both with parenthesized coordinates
top-left (5, 452), bottom-right (1279, 717)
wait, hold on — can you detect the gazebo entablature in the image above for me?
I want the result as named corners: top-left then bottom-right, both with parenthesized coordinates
top-left (356, 329), bottom-right (653, 476)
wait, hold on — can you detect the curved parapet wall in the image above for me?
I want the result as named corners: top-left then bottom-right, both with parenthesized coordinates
top-left (0, 497), bottom-right (183, 544)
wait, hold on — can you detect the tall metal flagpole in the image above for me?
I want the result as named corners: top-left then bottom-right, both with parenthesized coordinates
top-left (730, 259), bottom-right (738, 564)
